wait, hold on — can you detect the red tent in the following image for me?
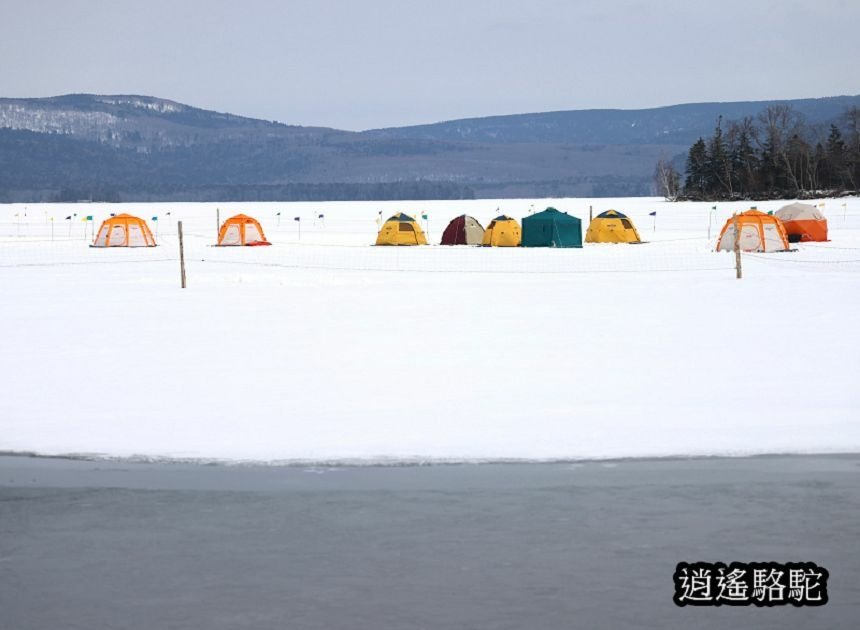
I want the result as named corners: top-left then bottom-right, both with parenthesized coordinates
top-left (440, 215), bottom-right (484, 245)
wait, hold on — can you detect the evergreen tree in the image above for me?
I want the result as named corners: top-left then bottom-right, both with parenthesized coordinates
top-left (732, 127), bottom-right (758, 195)
top-left (824, 124), bottom-right (846, 189)
top-left (704, 118), bottom-right (733, 197)
top-left (683, 138), bottom-right (707, 199)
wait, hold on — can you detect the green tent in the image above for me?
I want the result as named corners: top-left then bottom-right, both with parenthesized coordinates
top-left (521, 208), bottom-right (582, 248)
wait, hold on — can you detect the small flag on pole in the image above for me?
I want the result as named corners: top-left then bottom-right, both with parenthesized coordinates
top-left (421, 213), bottom-right (428, 220)
top-left (318, 213), bottom-right (324, 219)
top-left (293, 216), bottom-right (300, 222)
top-left (85, 215), bottom-right (93, 221)
top-left (65, 215), bottom-right (72, 220)
top-left (648, 211), bottom-right (657, 216)
top-left (276, 212), bottom-right (281, 216)
top-left (151, 216), bottom-right (158, 221)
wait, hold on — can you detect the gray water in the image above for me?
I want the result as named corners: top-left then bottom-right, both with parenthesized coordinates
top-left (1, 454), bottom-right (859, 629)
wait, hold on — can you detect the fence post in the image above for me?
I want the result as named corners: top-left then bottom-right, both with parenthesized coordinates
top-left (733, 213), bottom-right (742, 280)
top-left (178, 220), bottom-right (187, 289)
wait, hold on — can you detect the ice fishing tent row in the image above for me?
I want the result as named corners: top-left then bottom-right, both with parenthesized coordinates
top-left (378, 208), bottom-right (591, 247)
top-left (91, 213), bottom-right (272, 247)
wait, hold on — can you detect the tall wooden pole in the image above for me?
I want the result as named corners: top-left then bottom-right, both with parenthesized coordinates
top-left (178, 220), bottom-right (187, 288)
top-left (733, 213), bottom-right (742, 280)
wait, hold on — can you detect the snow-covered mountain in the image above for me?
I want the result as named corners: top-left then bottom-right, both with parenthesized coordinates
top-left (1, 93), bottom-right (858, 202)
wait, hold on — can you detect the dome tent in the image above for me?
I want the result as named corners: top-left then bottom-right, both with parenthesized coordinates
top-left (92, 214), bottom-right (156, 247)
top-left (481, 215), bottom-right (521, 247)
top-left (716, 210), bottom-right (789, 253)
top-left (440, 215), bottom-right (484, 245)
top-left (774, 202), bottom-right (828, 242)
top-left (585, 210), bottom-right (642, 243)
top-left (217, 214), bottom-right (271, 246)
top-left (375, 213), bottom-right (427, 246)
top-left (522, 207), bottom-right (582, 248)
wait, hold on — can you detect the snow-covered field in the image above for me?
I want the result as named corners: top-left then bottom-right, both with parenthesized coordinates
top-left (1, 196), bottom-right (858, 463)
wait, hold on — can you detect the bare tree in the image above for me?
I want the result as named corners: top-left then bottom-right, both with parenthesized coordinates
top-left (756, 105), bottom-right (806, 193)
top-left (654, 158), bottom-right (681, 201)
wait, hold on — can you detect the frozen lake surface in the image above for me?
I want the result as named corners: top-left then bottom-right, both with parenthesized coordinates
top-left (2, 454), bottom-right (859, 629)
top-left (2, 196), bottom-right (859, 463)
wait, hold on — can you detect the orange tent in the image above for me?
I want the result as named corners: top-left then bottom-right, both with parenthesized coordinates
top-left (774, 203), bottom-right (828, 242)
top-left (716, 210), bottom-right (789, 253)
top-left (217, 214), bottom-right (271, 246)
top-left (92, 214), bottom-right (156, 247)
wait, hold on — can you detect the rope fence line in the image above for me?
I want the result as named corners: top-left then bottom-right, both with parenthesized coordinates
top-left (744, 254), bottom-right (860, 264)
top-left (0, 258), bottom-right (178, 269)
top-left (196, 258), bottom-right (736, 275)
top-left (799, 243), bottom-right (860, 251)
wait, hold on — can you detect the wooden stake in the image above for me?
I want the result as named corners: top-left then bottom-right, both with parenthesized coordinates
top-left (589, 205), bottom-right (593, 222)
top-left (733, 213), bottom-right (742, 280)
top-left (707, 206), bottom-right (714, 240)
top-left (178, 220), bottom-right (187, 289)
top-left (216, 207), bottom-right (220, 239)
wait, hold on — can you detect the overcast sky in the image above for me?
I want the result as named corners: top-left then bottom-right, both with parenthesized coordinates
top-left (2, 0), bottom-right (859, 130)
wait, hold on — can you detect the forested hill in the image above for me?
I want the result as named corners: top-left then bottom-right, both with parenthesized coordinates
top-left (1, 93), bottom-right (858, 202)
top-left (370, 96), bottom-right (860, 146)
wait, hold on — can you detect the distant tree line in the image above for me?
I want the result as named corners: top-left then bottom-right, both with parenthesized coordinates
top-left (655, 105), bottom-right (860, 201)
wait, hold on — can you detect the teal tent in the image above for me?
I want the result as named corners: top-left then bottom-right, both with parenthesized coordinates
top-left (521, 208), bottom-right (582, 248)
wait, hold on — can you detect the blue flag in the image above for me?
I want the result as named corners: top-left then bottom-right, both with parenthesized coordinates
top-left (318, 214), bottom-right (324, 219)
top-left (151, 216), bottom-right (158, 221)
top-left (293, 216), bottom-right (301, 221)
top-left (648, 211), bottom-right (657, 216)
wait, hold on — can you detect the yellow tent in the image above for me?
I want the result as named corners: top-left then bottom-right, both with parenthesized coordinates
top-left (585, 210), bottom-right (642, 243)
top-left (481, 215), bottom-right (521, 247)
top-left (375, 213), bottom-right (427, 245)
